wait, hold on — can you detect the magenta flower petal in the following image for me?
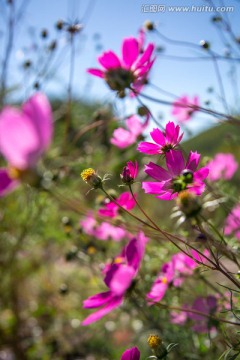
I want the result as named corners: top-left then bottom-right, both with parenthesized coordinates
top-left (81, 295), bottom-right (123, 326)
top-left (150, 128), bottom-right (166, 145)
top-left (118, 191), bottom-right (136, 210)
top-left (147, 281), bottom-right (168, 303)
top-left (156, 191), bottom-right (177, 200)
top-left (87, 68), bottom-right (104, 78)
top-left (144, 162), bottom-right (171, 181)
top-left (122, 37), bottom-right (139, 69)
top-left (23, 92), bottom-right (53, 150)
top-left (126, 115), bottom-right (145, 136)
top-left (121, 347), bottom-right (140, 360)
top-left (109, 265), bottom-right (135, 295)
top-left (186, 151), bottom-right (200, 171)
top-left (126, 232), bottom-right (148, 271)
top-left (142, 181), bottom-right (166, 194)
top-left (207, 153), bottom-right (238, 181)
top-left (98, 51), bottom-right (121, 69)
top-left (83, 291), bottom-right (113, 309)
top-left (166, 150), bottom-right (185, 176)
top-left (0, 108), bottom-right (40, 169)
top-left (137, 142), bottom-right (160, 155)
top-left (0, 93), bottom-right (53, 169)
top-left (133, 43), bottom-right (155, 69)
top-left (0, 168), bottom-right (19, 196)
top-left (165, 121), bottom-right (183, 144)
top-left (110, 128), bottom-right (135, 148)
top-left (194, 167), bottom-right (209, 181)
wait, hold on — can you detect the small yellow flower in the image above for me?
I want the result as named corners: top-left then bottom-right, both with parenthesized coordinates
top-left (148, 334), bottom-right (162, 349)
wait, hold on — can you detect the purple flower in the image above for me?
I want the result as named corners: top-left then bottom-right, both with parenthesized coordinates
top-left (142, 150), bottom-right (209, 200)
top-left (137, 122), bottom-right (183, 155)
top-left (81, 232), bottom-right (148, 325)
top-left (188, 295), bottom-right (218, 333)
top-left (111, 115), bottom-right (149, 149)
top-left (98, 191), bottom-right (136, 218)
top-left (121, 160), bottom-right (138, 184)
top-left (87, 36), bottom-right (155, 95)
top-left (207, 153), bottom-right (238, 182)
top-left (121, 347), bottom-right (140, 360)
top-left (224, 204), bottom-right (240, 240)
top-left (171, 95), bottom-right (200, 123)
top-left (0, 93), bottom-right (53, 196)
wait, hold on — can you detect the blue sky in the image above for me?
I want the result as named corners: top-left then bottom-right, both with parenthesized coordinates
top-left (5, 0), bottom-right (240, 134)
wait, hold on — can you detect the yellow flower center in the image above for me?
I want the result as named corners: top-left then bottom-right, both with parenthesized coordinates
top-left (114, 256), bottom-right (124, 264)
top-left (81, 168), bottom-right (96, 183)
top-left (148, 334), bottom-right (162, 349)
top-left (8, 166), bottom-right (24, 180)
top-left (161, 276), bottom-right (168, 284)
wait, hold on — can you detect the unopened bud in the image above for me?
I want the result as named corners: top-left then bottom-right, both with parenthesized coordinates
top-left (147, 335), bottom-right (167, 359)
top-left (144, 20), bottom-right (155, 31)
top-left (81, 168), bottom-right (103, 189)
top-left (200, 40), bottom-right (210, 50)
top-left (177, 190), bottom-right (201, 217)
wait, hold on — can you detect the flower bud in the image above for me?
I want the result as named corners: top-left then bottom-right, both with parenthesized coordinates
top-left (81, 168), bottom-right (103, 189)
top-left (120, 161), bottom-right (138, 185)
top-left (147, 334), bottom-right (167, 359)
top-left (144, 20), bottom-right (155, 31)
top-left (177, 190), bottom-right (201, 217)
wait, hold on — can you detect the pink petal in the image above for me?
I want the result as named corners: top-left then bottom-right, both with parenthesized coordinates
top-left (121, 37), bottom-right (139, 69)
top-left (144, 162), bottom-right (171, 181)
top-left (133, 43), bottom-right (155, 69)
top-left (166, 150), bottom-right (185, 176)
top-left (0, 168), bottom-right (19, 196)
top-left (87, 68), bottom-right (104, 78)
top-left (98, 51), bottom-right (121, 69)
top-left (0, 108), bottom-right (42, 168)
top-left (150, 128), bottom-right (166, 146)
top-left (23, 92), bottom-right (53, 151)
top-left (83, 291), bottom-right (113, 309)
top-left (81, 295), bottom-right (123, 326)
top-left (109, 265), bottom-right (135, 295)
top-left (137, 142), bottom-right (160, 155)
top-left (121, 347), bottom-right (140, 360)
top-left (142, 181), bottom-right (165, 194)
top-left (186, 151), bottom-right (200, 171)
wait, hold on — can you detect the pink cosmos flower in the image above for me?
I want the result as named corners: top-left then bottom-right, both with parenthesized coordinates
top-left (121, 160), bottom-right (138, 184)
top-left (111, 114), bottom-right (149, 149)
top-left (171, 95), bottom-right (200, 123)
top-left (98, 191), bottom-right (136, 218)
top-left (0, 93), bottom-right (53, 196)
top-left (207, 153), bottom-right (238, 182)
top-left (80, 213), bottom-right (128, 242)
top-left (142, 150), bottom-right (209, 200)
top-left (87, 36), bottom-right (155, 96)
top-left (147, 250), bottom-right (209, 303)
top-left (121, 347), bottom-right (140, 360)
top-left (137, 122), bottom-right (183, 155)
top-left (81, 232), bottom-right (148, 325)
top-left (224, 204), bottom-right (240, 240)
